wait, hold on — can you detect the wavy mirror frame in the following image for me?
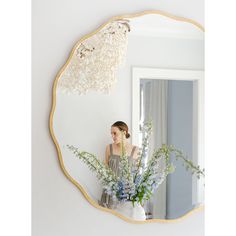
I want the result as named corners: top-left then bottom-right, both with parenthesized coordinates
top-left (49, 10), bottom-right (205, 224)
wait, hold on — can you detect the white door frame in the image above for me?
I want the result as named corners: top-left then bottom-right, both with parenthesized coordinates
top-left (132, 67), bottom-right (204, 204)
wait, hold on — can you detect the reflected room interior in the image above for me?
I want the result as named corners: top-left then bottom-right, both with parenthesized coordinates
top-left (140, 79), bottom-right (199, 219)
top-left (51, 12), bottom-right (204, 222)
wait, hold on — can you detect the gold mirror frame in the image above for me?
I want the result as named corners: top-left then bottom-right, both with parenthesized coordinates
top-left (49, 10), bottom-right (204, 224)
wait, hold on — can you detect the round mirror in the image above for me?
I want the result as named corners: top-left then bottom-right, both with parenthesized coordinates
top-left (50, 11), bottom-right (204, 222)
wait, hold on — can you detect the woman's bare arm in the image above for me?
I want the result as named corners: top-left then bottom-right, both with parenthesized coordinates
top-left (105, 145), bottom-right (110, 166)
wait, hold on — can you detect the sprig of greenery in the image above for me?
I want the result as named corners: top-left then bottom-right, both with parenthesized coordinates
top-left (67, 122), bottom-right (205, 206)
top-left (171, 146), bottom-right (205, 179)
top-left (131, 145), bottom-right (175, 205)
top-left (133, 121), bottom-right (152, 185)
top-left (67, 145), bottom-right (118, 195)
top-left (116, 132), bottom-right (135, 201)
top-left (119, 132), bottom-right (133, 182)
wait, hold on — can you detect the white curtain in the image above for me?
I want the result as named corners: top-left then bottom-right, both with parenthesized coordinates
top-left (141, 79), bottom-right (168, 219)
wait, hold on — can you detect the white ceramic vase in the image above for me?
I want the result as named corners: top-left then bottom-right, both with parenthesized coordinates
top-left (115, 201), bottom-right (146, 221)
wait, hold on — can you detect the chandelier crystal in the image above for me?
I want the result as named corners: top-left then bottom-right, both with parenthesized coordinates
top-left (58, 20), bottom-right (130, 94)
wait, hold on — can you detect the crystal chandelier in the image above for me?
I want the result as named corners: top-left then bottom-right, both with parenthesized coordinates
top-left (58, 20), bottom-right (130, 94)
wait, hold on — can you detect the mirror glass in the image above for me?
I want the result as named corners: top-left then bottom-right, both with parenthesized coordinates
top-left (138, 78), bottom-right (201, 219)
top-left (52, 13), bottom-right (204, 221)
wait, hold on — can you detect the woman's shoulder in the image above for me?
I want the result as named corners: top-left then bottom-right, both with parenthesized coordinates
top-left (131, 145), bottom-right (139, 159)
top-left (105, 144), bottom-right (113, 154)
top-left (105, 144), bottom-right (111, 150)
top-left (131, 144), bottom-right (138, 150)
top-left (126, 144), bottom-right (138, 153)
top-left (106, 143), bottom-right (113, 148)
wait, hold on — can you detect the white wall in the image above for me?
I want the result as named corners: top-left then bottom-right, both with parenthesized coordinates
top-left (32, 0), bottom-right (204, 235)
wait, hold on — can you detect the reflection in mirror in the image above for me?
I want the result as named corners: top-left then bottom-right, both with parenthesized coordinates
top-left (139, 78), bottom-right (201, 219)
top-left (51, 12), bottom-right (204, 222)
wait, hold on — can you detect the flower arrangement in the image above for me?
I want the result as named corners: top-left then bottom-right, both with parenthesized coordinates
top-left (67, 122), bottom-right (204, 206)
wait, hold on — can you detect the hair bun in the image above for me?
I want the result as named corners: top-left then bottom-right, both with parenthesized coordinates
top-left (112, 121), bottom-right (130, 139)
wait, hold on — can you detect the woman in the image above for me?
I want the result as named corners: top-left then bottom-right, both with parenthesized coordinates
top-left (99, 121), bottom-right (139, 209)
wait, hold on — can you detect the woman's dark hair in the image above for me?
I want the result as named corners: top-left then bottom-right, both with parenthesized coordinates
top-left (112, 121), bottom-right (130, 139)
